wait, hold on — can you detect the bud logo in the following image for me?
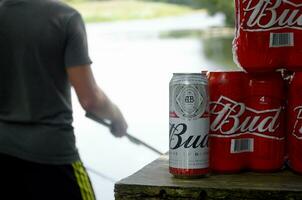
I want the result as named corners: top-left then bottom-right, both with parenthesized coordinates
top-left (210, 96), bottom-right (284, 140)
top-left (291, 106), bottom-right (302, 140)
top-left (240, 0), bottom-right (302, 31)
top-left (169, 123), bottom-right (208, 150)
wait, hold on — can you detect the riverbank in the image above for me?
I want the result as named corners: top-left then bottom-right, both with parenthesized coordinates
top-left (64, 0), bottom-right (205, 23)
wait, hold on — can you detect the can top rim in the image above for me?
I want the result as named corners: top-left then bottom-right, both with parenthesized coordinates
top-left (173, 73), bottom-right (205, 76)
top-left (208, 71), bottom-right (245, 74)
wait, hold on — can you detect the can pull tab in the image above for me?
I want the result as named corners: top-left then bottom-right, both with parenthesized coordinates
top-left (201, 71), bottom-right (208, 76)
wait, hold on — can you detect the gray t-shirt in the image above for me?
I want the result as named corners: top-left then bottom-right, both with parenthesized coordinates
top-left (0, 0), bottom-right (92, 164)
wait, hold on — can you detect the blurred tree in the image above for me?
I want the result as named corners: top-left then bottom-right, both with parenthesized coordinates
top-left (200, 0), bottom-right (235, 26)
top-left (144, 0), bottom-right (235, 26)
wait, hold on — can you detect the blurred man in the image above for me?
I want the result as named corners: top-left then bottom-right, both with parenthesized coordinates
top-left (0, 0), bottom-right (127, 199)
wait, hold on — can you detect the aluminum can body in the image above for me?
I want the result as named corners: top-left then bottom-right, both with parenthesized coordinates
top-left (169, 73), bottom-right (209, 178)
top-left (288, 72), bottom-right (302, 174)
top-left (209, 71), bottom-right (286, 173)
top-left (246, 72), bottom-right (286, 172)
top-left (209, 71), bottom-right (248, 173)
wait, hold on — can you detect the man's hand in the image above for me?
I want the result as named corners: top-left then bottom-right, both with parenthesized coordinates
top-left (67, 65), bottom-right (128, 137)
top-left (110, 105), bottom-right (128, 137)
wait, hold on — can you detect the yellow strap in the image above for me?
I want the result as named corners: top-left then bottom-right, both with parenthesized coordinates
top-left (72, 162), bottom-right (95, 200)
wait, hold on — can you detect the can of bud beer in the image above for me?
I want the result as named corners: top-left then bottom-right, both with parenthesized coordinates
top-left (169, 73), bottom-right (210, 178)
top-left (288, 72), bottom-right (302, 174)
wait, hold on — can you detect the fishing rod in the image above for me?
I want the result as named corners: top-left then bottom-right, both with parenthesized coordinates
top-left (84, 165), bottom-right (116, 183)
top-left (85, 112), bottom-right (164, 155)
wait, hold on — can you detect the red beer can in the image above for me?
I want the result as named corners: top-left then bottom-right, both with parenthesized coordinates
top-left (208, 71), bottom-right (248, 173)
top-left (169, 73), bottom-right (209, 178)
top-left (246, 72), bottom-right (286, 172)
top-left (288, 72), bottom-right (302, 173)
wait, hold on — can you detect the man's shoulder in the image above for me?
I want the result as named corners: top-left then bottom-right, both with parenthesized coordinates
top-left (49, 0), bottom-right (79, 13)
top-left (42, 0), bottom-right (80, 18)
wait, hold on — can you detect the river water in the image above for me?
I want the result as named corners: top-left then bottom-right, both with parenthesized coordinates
top-left (72, 13), bottom-right (238, 200)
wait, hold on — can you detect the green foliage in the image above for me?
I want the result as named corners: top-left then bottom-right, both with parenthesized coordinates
top-left (200, 0), bottom-right (235, 26)
top-left (203, 36), bottom-right (237, 69)
top-left (64, 0), bottom-right (235, 25)
top-left (143, 0), bottom-right (235, 26)
top-left (65, 0), bottom-right (195, 23)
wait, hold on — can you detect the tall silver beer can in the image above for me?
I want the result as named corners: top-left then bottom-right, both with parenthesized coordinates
top-left (169, 73), bottom-right (209, 178)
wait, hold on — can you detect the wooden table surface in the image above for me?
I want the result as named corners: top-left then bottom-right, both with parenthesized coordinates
top-left (115, 155), bottom-right (302, 200)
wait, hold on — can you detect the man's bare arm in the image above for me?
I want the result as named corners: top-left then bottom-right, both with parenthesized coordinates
top-left (67, 65), bottom-right (127, 137)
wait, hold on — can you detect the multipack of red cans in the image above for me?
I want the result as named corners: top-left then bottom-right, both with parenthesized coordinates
top-left (222, 0), bottom-right (302, 174)
top-left (209, 71), bottom-right (286, 173)
top-left (208, 71), bottom-right (302, 174)
top-left (233, 0), bottom-right (302, 72)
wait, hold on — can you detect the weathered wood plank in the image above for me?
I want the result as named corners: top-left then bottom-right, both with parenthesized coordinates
top-left (115, 155), bottom-right (302, 200)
